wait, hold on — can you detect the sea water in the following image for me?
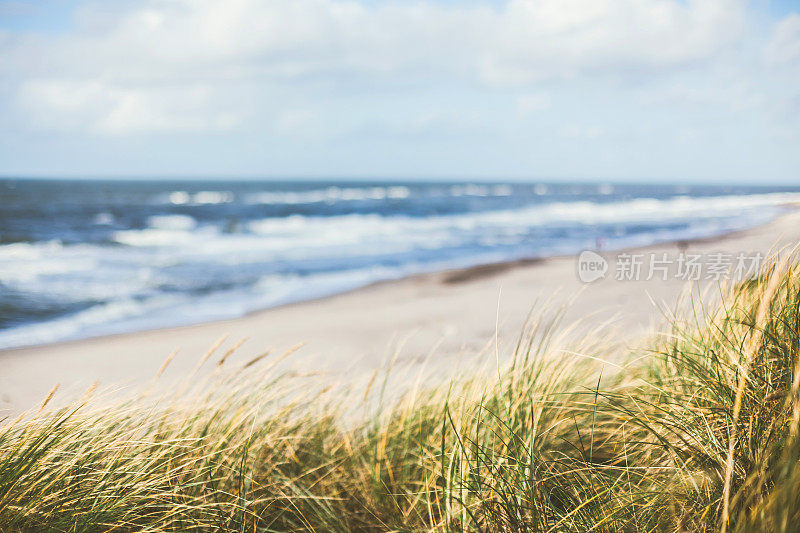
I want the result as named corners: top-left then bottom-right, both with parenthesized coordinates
top-left (1, 178), bottom-right (798, 349)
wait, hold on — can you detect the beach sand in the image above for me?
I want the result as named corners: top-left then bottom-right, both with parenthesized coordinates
top-left (2, 210), bottom-right (800, 416)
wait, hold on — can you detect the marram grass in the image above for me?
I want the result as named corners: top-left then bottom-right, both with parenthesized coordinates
top-left (3, 255), bottom-right (800, 532)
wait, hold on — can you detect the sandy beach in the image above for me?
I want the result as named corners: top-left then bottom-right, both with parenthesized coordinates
top-left (2, 209), bottom-right (799, 416)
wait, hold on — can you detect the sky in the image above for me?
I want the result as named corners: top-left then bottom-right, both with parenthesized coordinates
top-left (0, 0), bottom-right (799, 183)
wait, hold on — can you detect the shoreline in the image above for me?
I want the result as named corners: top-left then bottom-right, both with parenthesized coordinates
top-left (2, 209), bottom-right (800, 415)
top-left (0, 216), bottom-right (780, 355)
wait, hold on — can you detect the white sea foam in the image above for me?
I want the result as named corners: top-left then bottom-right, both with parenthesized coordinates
top-left (93, 212), bottom-right (115, 225)
top-left (243, 191), bottom-right (800, 244)
top-left (0, 294), bottom-right (193, 348)
top-left (243, 185), bottom-right (411, 205)
top-left (147, 214), bottom-right (198, 230)
top-left (2, 190), bottom-right (798, 350)
top-left (0, 241), bottom-right (99, 283)
top-left (114, 229), bottom-right (198, 247)
top-left (164, 190), bottom-right (234, 205)
top-left (109, 191), bottom-right (800, 260)
top-left (448, 184), bottom-right (516, 197)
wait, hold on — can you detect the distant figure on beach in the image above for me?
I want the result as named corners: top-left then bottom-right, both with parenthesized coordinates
top-left (595, 236), bottom-right (606, 250)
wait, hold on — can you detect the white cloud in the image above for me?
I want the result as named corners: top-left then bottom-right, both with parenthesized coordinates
top-left (0, 0), bottom-right (799, 182)
top-left (17, 80), bottom-right (241, 134)
top-left (635, 79), bottom-right (767, 113)
top-left (517, 92), bottom-right (551, 114)
top-left (765, 13), bottom-right (800, 66)
top-left (0, 0), bottom-right (755, 135)
top-left (276, 109), bottom-right (317, 135)
top-left (560, 124), bottom-right (604, 140)
top-left (762, 12), bottom-right (800, 120)
top-left (478, 0), bottom-right (746, 85)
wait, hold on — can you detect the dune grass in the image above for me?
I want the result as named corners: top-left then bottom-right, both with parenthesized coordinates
top-left (2, 254), bottom-right (800, 532)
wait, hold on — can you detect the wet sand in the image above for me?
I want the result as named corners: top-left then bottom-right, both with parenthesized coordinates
top-left (2, 210), bottom-right (799, 415)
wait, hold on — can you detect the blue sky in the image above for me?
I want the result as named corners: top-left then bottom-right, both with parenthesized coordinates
top-left (1, 0), bottom-right (799, 183)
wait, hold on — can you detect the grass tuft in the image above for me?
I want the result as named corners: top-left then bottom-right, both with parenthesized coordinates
top-left (3, 254), bottom-right (800, 531)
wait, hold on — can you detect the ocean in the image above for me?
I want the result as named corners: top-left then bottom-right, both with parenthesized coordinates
top-left (1, 178), bottom-right (799, 350)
